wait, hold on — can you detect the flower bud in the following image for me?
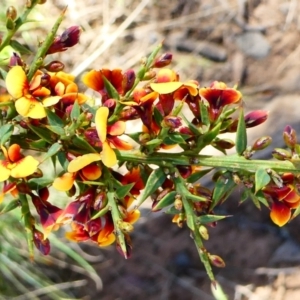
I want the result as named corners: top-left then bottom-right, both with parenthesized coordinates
top-left (40, 73), bottom-right (51, 86)
top-left (116, 234), bottom-right (132, 259)
top-left (213, 138), bottom-right (235, 150)
top-left (174, 197), bottom-right (183, 211)
top-left (199, 225), bottom-right (209, 240)
top-left (153, 53), bottom-right (173, 68)
top-left (142, 70), bottom-right (156, 81)
top-left (139, 132), bottom-right (151, 144)
top-left (272, 148), bottom-right (292, 160)
top-left (120, 107), bottom-right (139, 120)
top-left (33, 228), bottom-right (50, 255)
top-left (26, 0), bottom-right (32, 8)
top-left (283, 125), bottom-right (297, 149)
top-left (94, 192), bottom-right (107, 210)
top-left (244, 110), bottom-right (268, 128)
top-left (38, 187), bottom-right (49, 202)
top-left (208, 254), bottom-right (225, 268)
top-left (6, 6), bottom-right (17, 21)
top-left (9, 52), bottom-right (23, 67)
top-left (103, 98), bottom-right (116, 111)
top-left (122, 69), bottom-right (136, 94)
top-left (44, 60), bottom-right (65, 72)
top-left (117, 220), bottom-right (134, 234)
top-left (177, 165), bottom-right (192, 179)
top-left (47, 26), bottom-right (81, 54)
top-left (251, 136), bottom-right (272, 151)
top-left (163, 116), bottom-right (182, 128)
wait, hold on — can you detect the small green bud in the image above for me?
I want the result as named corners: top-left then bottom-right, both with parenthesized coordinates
top-left (44, 60), bottom-right (65, 72)
top-left (272, 148), bottom-right (292, 160)
top-left (252, 136), bottom-right (272, 151)
top-left (208, 254), bottom-right (225, 268)
top-left (6, 6), bottom-right (17, 20)
top-left (117, 220), bottom-right (134, 234)
top-left (6, 18), bottom-right (15, 30)
top-left (174, 197), bottom-right (183, 211)
top-left (199, 225), bottom-right (209, 240)
top-left (283, 125), bottom-right (297, 150)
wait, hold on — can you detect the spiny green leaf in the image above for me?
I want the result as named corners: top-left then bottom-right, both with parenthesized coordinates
top-left (71, 135), bottom-right (97, 153)
top-left (236, 109), bottom-right (247, 155)
top-left (57, 151), bottom-right (68, 171)
top-left (28, 178), bottom-right (53, 190)
top-left (70, 100), bottom-right (80, 120)
top-left (27, 124), bottom-right (53, 144)
top-left (196, 214), bottom-right (230, 224)
top-left (187, 168), bottom-right (213, 183)
top-left (46, 108), bottom-right (64, 127)
top-left (152, 191), bottom-right (177, 211)
top-left (211, 172), bottom-right (236, 210)
top-left (199, 100), bottom-right (210, 128)
top-left (0, 124), bottom-right (14, 145)
top-left (46, 125), bottom-right (65, 136)
top-left (0, 198), bottom-right (20, 215)
top-left (102, 75), bottom-right (120, 100)
top-left (115, 183), bottom-right (135, 199)
top-left (137, 168), bottom-right (166, 206)
top-left (145, 43), bottom-right (162, 69)
top-left (255, 168), bottom-right (271, 193)
top-left (41, 142), bottom-right (62, 163)
top-left (10, 40), bottom-right (31, 55)
top-left (153, 107), bottom-right (163, 125)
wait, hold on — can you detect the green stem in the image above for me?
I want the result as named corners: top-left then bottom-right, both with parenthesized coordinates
top-left (116, 150), bottom-right (299, 174)
top-left (103, 168), bottom-right (128, 257)
top-left (27, 7), bottom-right (66, 81)
top-left (19, 193), bottom-right (34, 260)
top-left (0, 0), bottom-right (39, 53)
top-left (173, 172), bottom-right (215, 281)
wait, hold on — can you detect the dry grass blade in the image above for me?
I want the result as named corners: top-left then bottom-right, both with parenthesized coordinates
top-left (71, 0), bottom-right (152, 76)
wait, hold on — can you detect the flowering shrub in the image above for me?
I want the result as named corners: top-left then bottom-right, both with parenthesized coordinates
top-left (1, 1), bottom-right (300, 284)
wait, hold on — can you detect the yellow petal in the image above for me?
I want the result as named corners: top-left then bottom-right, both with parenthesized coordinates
top-left (15, 97), bottom-right (46, 119)
top-left (68, 153), bottom-right (102, 173)
top-left (125, 209), bottom-right (140, 224)
top-left (95, 106), bottom-right (109, 143)
top-left (42, 96), bottom-right (61, 107)
top-left (98, 232), bottom-right (116, 247)
top-left (6, 66), bottom-right (27, 99)
top-left (101, 141), bottom-right (117, 167)
top-left (150, 82), bottom-right (183, 94)
top-left (10, 156), bottom-right (39, 178)
top-left (65, 82), bottom-right (78, 93)
top-left (53, 172), bottom-right (75, 191)
top-left (0, 161), bottom-right (11, 181)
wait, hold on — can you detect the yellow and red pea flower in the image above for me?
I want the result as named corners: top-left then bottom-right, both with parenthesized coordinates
top-left (0, 144), bottom-right (39, 183)
top-left (5, 66), bottom-right (61, 119)
top-left (52, 153), bottom-right (102, 191)
top-left (263, 178), bottom-right (300, 226)
top-left (31, 195), bottom-right (64, 239)
top-left (82, 68), bottom-right (123, 102)
top-left (48, 71), bottom-right (88, 109)
top-left (95, 106), bottom-right (132, 167)
top-left (199, 81), bottom-right (242, 122)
